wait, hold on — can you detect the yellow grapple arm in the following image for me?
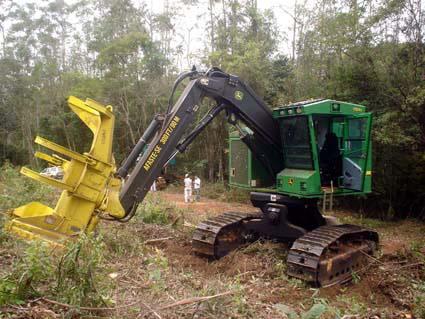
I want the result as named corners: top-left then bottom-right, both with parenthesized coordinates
top-left (6, 97), bottom-right (125, 244)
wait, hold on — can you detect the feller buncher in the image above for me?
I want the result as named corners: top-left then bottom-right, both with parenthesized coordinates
top-left (5, 68), bottom-right (378, 287)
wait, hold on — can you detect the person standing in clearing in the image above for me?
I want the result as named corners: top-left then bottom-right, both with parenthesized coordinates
top-left (150, 179), bottom-right (157, 192)
top-left (184, 174), bottom-right (192, 203)
top-left (193, 176), bottom-right (201, 201)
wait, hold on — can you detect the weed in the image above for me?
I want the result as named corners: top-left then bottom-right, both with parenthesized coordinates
top-left (230, 279), bottom-right (252, 317)
top-left (240, 240), bottom-right (265, 254)
top-left (351, 269), bottom-right (361, 284)
top-left (286, 276), bottom-right (307, 289)
top-left (273, 260), bottom-right (288, 279)
top-left (55, 233), bottom-right (112, 307)
top-left (275, 299), bottom-right (330, 319)
top-left (0, 241), bottom-right (53, 305)
top-left (135, 193), bottom-right (173, 225)
top-left (413, 294), bottom-right (425, 318)
top-left (334, 295), bottom-right (368, 317)
top-left (412, 282), bottom-right (425, 318)
top-left (144, 248), bottom-right (169, 292)
top-left (101, 225), bottom-right (147, 257)
top-left (0, 214), bottom-right (13, 247)
top-left (275, 303), bottom-right (299, 319)
top-left (0, 232), bottom-right (114, 310)
top-left (302, 302), bottom-right (328, 319)
top-left (410, 240), bottom-right (425, 261)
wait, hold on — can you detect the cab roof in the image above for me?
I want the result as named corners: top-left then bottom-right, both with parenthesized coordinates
top-left (272, 99), bottom-right (367, 118)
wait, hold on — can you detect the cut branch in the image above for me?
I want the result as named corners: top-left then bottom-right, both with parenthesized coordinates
top-left (159, 291), bottom-right (234, 310)
top-left (143, 237), bottom-right (174, 244)
top-left (40, 297), bottom-right (140, 312)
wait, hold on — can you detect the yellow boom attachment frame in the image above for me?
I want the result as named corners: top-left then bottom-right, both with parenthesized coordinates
top-left (5, 96), bottom-right (125, 244)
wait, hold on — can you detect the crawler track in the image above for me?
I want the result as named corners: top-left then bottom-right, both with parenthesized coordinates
top-left (192, 211), bottom-right (259, 258)
top-left (287, 224), bottom-right (379, 287)
top-left (193, 213), bottom-right (379, 287)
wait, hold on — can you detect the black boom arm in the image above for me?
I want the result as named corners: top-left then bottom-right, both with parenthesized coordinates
top-left (117, 68), bottom-right (284, 219)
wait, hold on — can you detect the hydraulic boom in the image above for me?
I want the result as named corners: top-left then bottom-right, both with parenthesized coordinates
top-left (117, 68), bottom-right (284, 219)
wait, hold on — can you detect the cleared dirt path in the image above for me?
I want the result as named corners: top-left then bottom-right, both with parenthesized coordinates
top-left (141, 190), bottom-right (425, 318)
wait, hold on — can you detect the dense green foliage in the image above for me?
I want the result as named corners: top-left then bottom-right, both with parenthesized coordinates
top-left (0, 235), bottom-right (109, 307)
top-left (0, 0), bottom-right (424, 219)
top-left (0, 166), bottom-right (110, 307)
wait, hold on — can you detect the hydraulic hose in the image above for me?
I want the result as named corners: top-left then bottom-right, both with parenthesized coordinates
top-left (166, 69), bottom-right (198, 114)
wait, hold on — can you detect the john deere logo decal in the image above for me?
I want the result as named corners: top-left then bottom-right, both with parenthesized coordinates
top-left (234, 90), bottom-right (244, 101)
top-left (288, 178), bottom-right (294, 185)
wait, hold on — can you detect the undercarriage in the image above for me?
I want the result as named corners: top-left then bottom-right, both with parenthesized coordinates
top-left (192, 192), bottom-right (379, 287)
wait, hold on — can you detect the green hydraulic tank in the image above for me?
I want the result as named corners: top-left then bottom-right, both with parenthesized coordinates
top-left (228, 131), bottom-right (273, 188)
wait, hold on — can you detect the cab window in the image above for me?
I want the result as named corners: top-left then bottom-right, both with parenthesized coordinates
top-left (280, 116), bottom-right (313, 170)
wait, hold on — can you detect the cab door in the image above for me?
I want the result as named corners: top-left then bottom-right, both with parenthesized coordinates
top-left (342, 113), bottom-right (372, 191)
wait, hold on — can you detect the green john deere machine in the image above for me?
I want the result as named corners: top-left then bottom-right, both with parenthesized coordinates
top-left (229, 99), bottom-right (372, 196)
top-left (5, 68), bottom-right (378, 287)
top-left (196, 98), bottom-right (378, 287)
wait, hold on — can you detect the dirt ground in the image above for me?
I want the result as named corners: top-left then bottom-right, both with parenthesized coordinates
top-left (101, 190), bottom-right (424, 319)
top-left (1, 188), bottom-right (424, 319)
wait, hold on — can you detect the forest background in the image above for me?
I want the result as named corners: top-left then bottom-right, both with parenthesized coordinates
top-left (0, 0), bottom-right (424, 220)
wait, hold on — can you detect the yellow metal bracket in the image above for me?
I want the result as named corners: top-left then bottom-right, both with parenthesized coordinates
top-left (34, 151), bottom-right (64, 166)
top-left (6, 96), bottom-right (125, 244)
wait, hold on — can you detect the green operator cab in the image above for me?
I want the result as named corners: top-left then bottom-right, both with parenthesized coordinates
top-left (229, 99), bottom-right (372, 198)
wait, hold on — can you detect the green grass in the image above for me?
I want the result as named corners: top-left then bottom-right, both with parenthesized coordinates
top-left (0, 241), bottom-right (53, 305)
top-left (0, 234), bottom-right (114, 308)
top-left (197, 182), bottom-right (251, 203)
top-left (143, 248), bottom-right (169, 293)
top-left (56, 234), bottom-right (114, 307)
top-left (337, 214), bottom-right (394, 229)
top-left (413, 283), bottom-right (425, 319)
top-left (135, 193), bottom-right (182, 225)
top-left (101, 224), bottom-right (148, 257)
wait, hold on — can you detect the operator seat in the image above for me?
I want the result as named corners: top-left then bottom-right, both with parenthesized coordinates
top-left (319, 132), bottom-right (342, 185)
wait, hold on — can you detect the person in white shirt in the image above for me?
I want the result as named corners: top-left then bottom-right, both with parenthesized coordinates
top-left (184, 174), bottom-right (192, 203)
top-left (193, 176), bottom-right (201, 201)
top-left (150, 179), bottom-right (157, 192)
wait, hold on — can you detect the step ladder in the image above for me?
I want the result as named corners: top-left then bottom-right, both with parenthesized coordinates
top-left (322, 181), bottom-right (334, 213)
